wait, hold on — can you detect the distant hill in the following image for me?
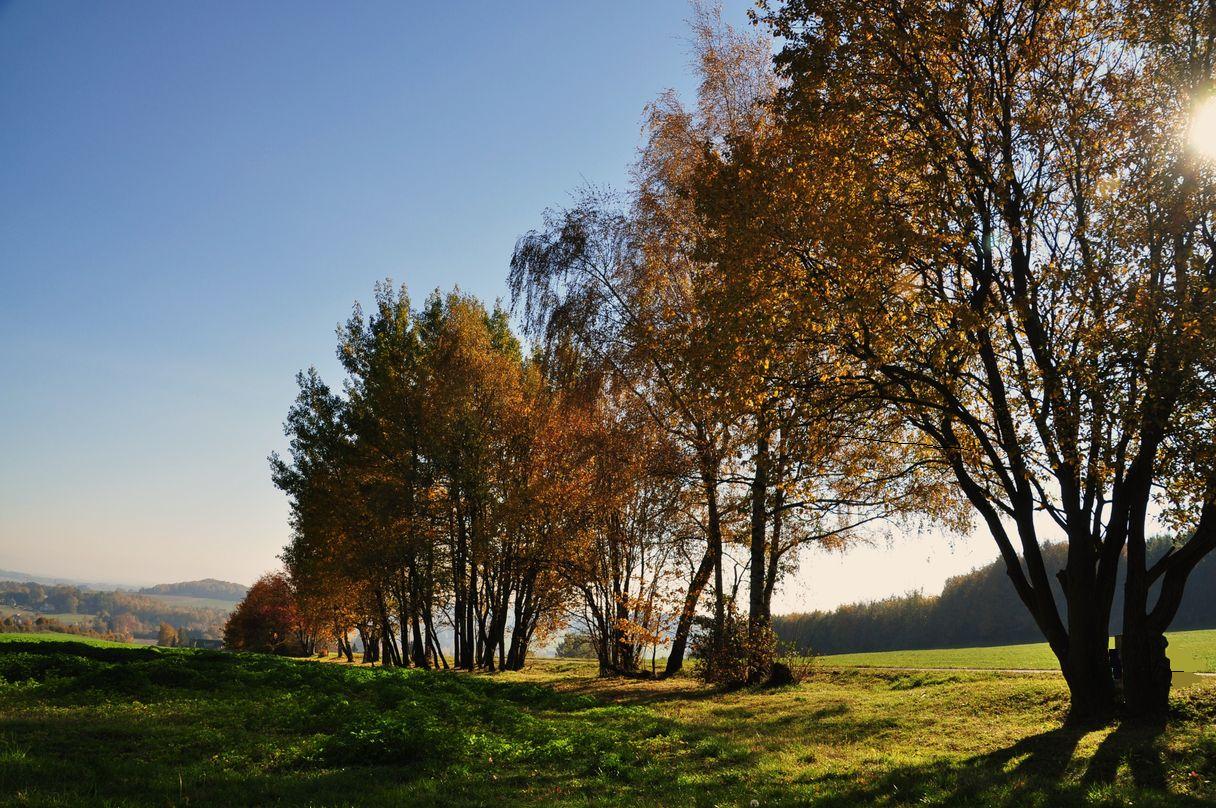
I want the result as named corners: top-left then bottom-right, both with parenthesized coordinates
top-left (774, 536), bottom-right (1216, 656)
top-left (139, 579), bottom-right (247, 601)
top-left (0, 569), bottom-right (135, 591)
top-left (0, 579), bottom-right (233, 642)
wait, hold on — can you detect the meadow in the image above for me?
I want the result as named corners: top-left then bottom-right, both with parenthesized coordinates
top-left (0, 632), bottom-right (134, 648)
top-left (2, 635), bottom-right (1216, 806)
top-left (818, 628), bottom-right (1216, 674)
top-left (1, 607), bottom-right (95, 627)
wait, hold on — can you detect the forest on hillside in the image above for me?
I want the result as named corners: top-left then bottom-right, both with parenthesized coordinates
top-left (138, 579), bottom-right (247, 601)
top-left (774, 539), bottom-right (1216, 655)
top-left (0, 581), bottom-right (230, 642)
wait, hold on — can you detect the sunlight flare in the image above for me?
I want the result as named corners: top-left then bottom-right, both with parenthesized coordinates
top-left (1189, 96), bottom-right (1216, 158)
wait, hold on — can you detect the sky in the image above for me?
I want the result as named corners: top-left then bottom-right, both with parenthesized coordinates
top-left (0, 0), bottom-right (1000, 608)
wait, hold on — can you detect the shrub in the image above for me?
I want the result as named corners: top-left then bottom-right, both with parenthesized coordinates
top-left (554, 632), bottom-right (597, 659)
top-left (0, 651), bottom-right (100, 684)
top-left (772, 639), bottom-right (816, 686)
top-left (691, 605), bottom-right (777, 688)
top-left (318, 698), bottom-right (470, 766)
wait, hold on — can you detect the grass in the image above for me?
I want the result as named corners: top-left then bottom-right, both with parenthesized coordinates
top-left (0, 632), bottom-right (135, 648)
top-left (0, 640), bottom-right (731, 806)
top-left (2, 636), bottom-right (1216, 805)
top-left (818, 628), bottom-right (1216, 673)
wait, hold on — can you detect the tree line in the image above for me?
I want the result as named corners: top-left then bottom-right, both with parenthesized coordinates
top-left (267, 0), bottom-right (1216, 722)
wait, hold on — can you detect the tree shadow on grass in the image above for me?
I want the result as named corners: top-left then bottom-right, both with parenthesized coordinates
top-left (551, 675), bottom-right (727, 708)
top-left (1082, 716), bottom-right (1168, 792)
top-left (799, 718), bottom-right (1206, 808)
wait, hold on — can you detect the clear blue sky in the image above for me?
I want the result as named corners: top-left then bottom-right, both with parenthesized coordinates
top-left (0, 0), bottom-right (996, 603)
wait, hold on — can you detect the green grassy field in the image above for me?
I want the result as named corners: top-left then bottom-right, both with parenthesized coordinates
top-left (2, 637), bottom-right (1216, 806)
top-left (0, 631), bottom-right (135, 648)
top-left (819, 628), bottom-right (1216, 674)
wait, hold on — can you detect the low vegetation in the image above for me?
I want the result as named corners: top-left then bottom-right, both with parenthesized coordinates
top-left (0, 632), bottom-right (134, 648)
top-left (2, 638), bottom-right (1216, 806)
top-left (0, 640), bottom-right (730, 806)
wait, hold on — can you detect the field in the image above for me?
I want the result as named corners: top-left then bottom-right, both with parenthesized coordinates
top-left (0, 632), bottom-right (135, 648)
top-left (2, 606), bottom-right (95, 626)
top-left (140, 593), bottom-right (240, 611)
top-left (2, 638), bottom-right (1216, 806)
top-left (819, 628), bottom-right (1216, 674)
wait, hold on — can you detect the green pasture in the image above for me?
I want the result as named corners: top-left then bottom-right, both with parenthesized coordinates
top-left (1, 635), bottom-right (1215, 806)
top-left (818, 628), bottom-right (1216, 674)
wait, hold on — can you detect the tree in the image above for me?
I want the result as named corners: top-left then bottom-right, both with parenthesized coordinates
top-left (112, 612), bottom-right (141, 639)
top-left (223, 572), bottom-right (306, 655)
top-left (554, 632), bottom-right (597, 659)
top-left (758, 0), bottom-right (1216, 720)
top-left (512, 187), bottom-right (742, 675)
top-left (419, 290), bottom-right (552, 670)
top-left (275, 284), bottom-right (577, 673)
top-left (156, 622), bottom-right (178, 648)
top-left (555, 389), bottom-right (690, 675)
top-left (516, 3), bottom-right (957, 682)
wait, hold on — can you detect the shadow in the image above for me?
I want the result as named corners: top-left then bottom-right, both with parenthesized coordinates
top-left (5, 644), bottom-right (1212, 807)
top-left (992, 724), bottom-right (1088, 782)
top-left (550, 674), bottom-right (727, 707)
top-left (807, 702), bottom-right (850, 720)
top-left (1083, 717), bottom-right (1168, 791)
top-left (803, 719), bottom-right (1207, 808)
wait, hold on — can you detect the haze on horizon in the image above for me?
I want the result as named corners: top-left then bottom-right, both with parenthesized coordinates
top-left (0, 0), bottom-right (998, 611)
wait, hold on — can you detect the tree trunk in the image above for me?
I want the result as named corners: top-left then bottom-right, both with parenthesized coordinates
top-left (1122, 501), bottom-right (1170, 718)
top-left (1057, 611), bottom-right (1116, 724)
top-left (1121, 625), bottom-right (1171, 718)
top-left (453, 527), bottom-right (464, 667)
top-left (664, 546), bottom-right (715, 675)
top-left (426, 620), bottom-right (449, 670)
top-left (1057, 548), bottom-right (1116, 724)
top-left (1120, 504), bottom-right (1215, 718)
top-left (465, 542), bottom-right (478, 670)
top-left (706, 471), bottom-right (725, 639)
top-left (761, 484), bottom-right (785, 623)
top-left (358, 625), bottom-right (376, 664)
top-left (748, 430), bottom-right (770, 631)
top-left (411, 613), bottom-right (427, 668)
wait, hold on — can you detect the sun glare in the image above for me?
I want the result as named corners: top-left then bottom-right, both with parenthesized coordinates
top-left (1189, 96), bottom-right (1216, 159)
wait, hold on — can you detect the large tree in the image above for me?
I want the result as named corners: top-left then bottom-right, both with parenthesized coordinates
top-left (511, 5), bottom-right (954, 677)
top-left (639, 3), bottom-right (960, 677)
top-left (757, 0), bottom-right (1216, 719)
